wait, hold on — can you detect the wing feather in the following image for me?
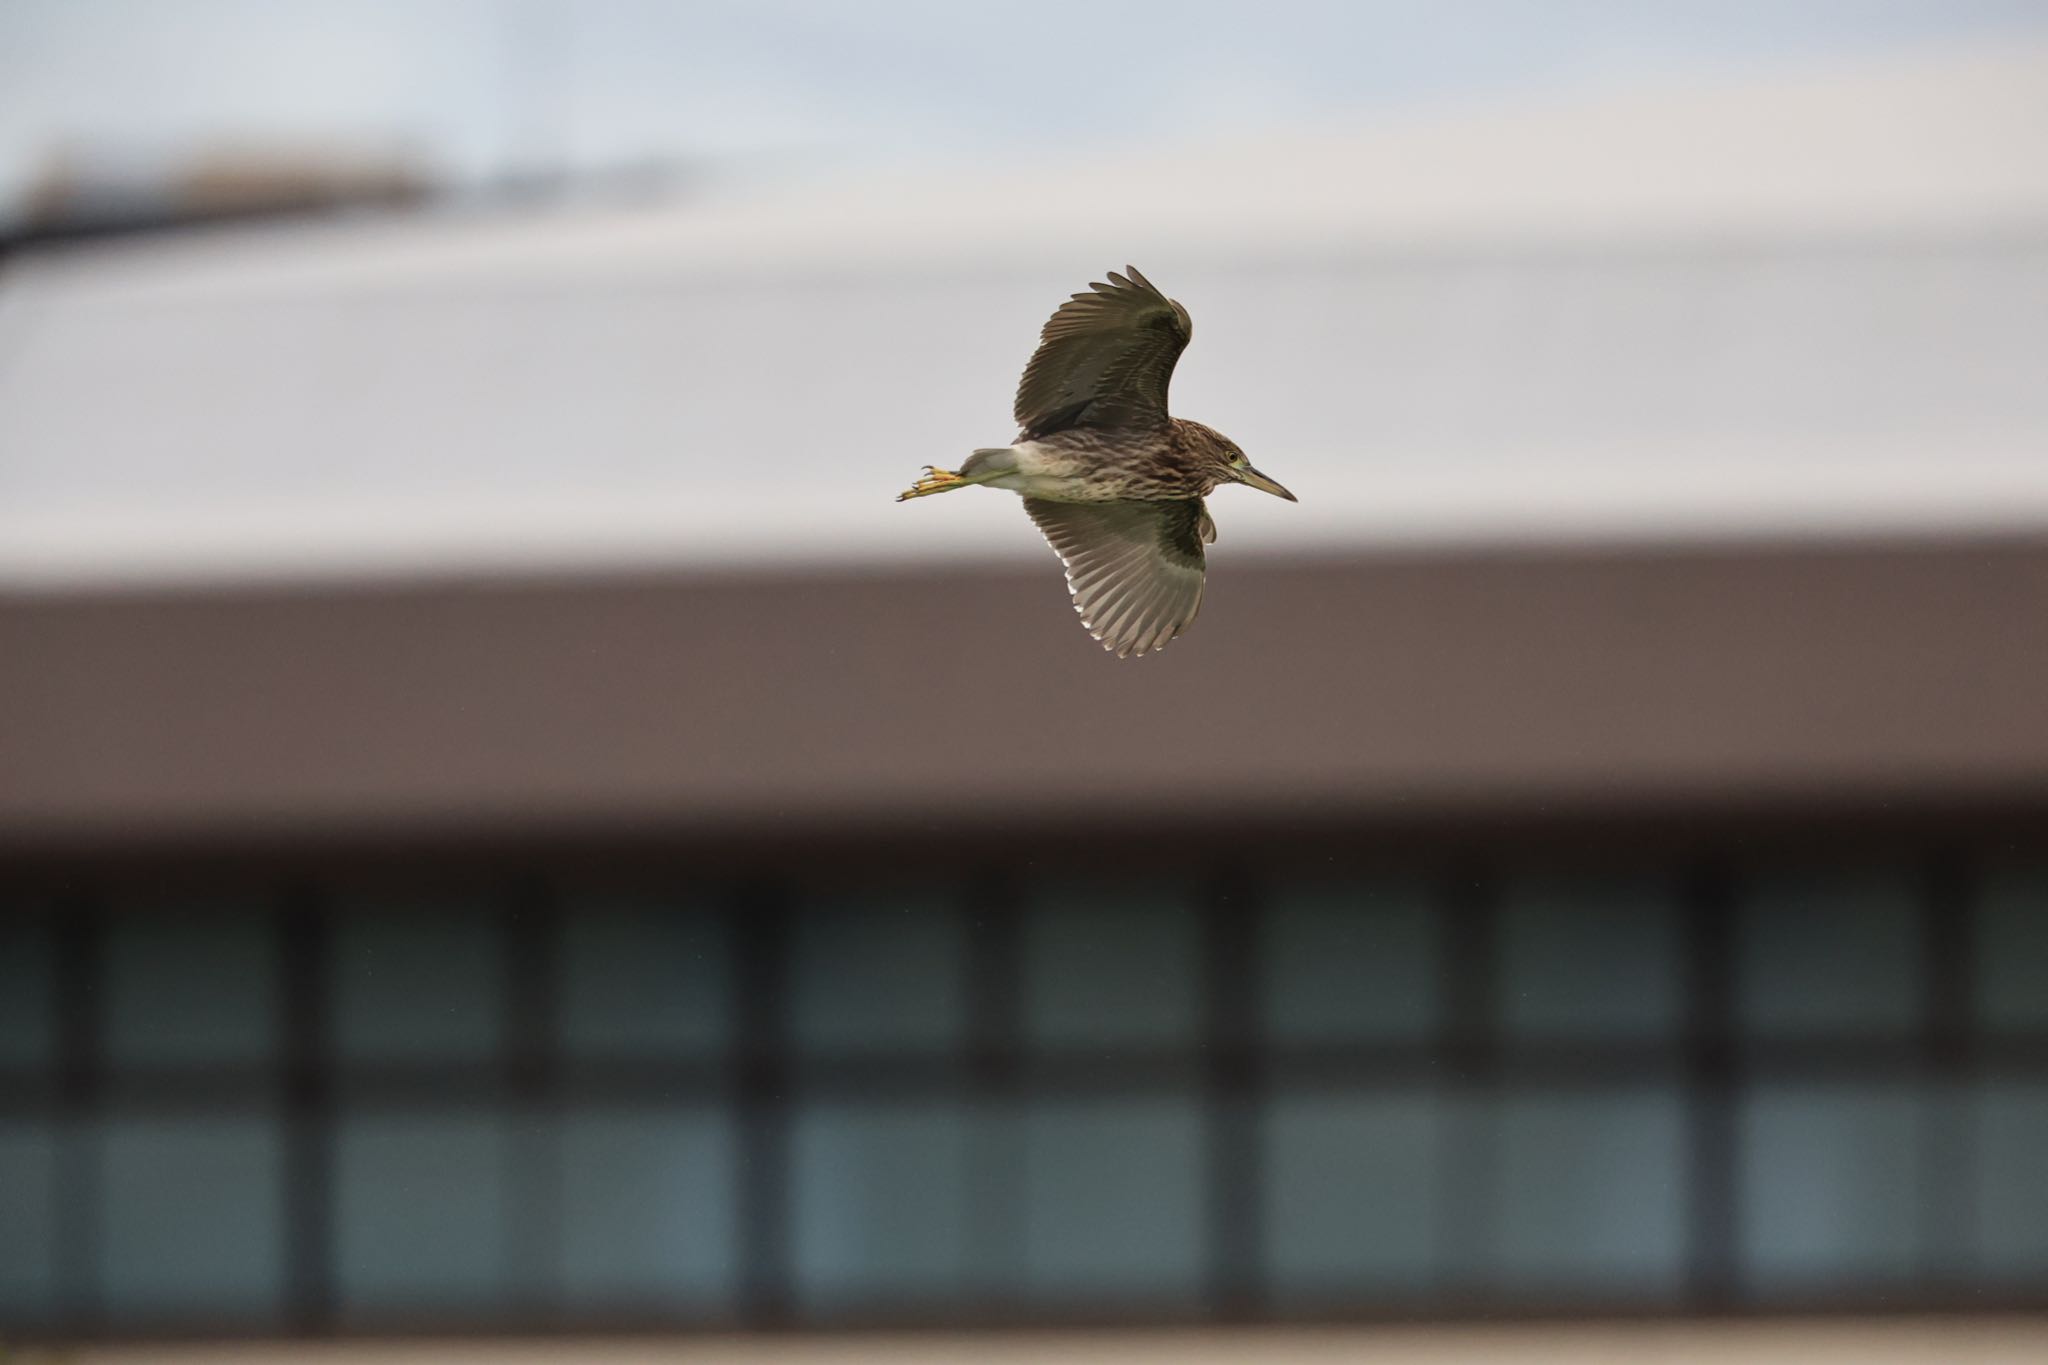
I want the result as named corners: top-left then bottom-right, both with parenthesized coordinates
top-left (1013, 265), bottom-right (1193, 439)
top-left (1023, 497), bottom-right (1209, 658)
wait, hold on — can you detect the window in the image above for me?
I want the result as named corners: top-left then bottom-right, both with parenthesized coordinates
top-left (1490, 1088), bottom-right (1687, 1295)
top-left (1263, 879), bottom-right (1438, 1043)
top-left (1736, 870), bottom-right (1920, 1038)
top-left (1972, 1082), bottom-right (2048, 1281)
top-left (561, 1106), bottom-right (737, 1309)
top-left (789, 891), bottom-right (966, 1056)
top-left (1023, 884), bottom-right (1200, 1049)
top-left (1264, 1090), bottom-right (1442, 1297)
top-left (100, 1116), bottom-right (287, 1321)
top-left (559, 895), bottom-right (729, 1060)
top-left (1498, 876), bottom-right (1680, 1042)
top-left (104, 906), bottom-right (276, 1069)
top-left (1978, 870), bottom-right (2048, 1033)
top-left (0, 1121), bottom-right (58, 1322)
top-left (4, 847), bottom-right (2046, 1340)
top-left (1739, 1084), bottom-right (1925, 1290)
top-left (331, 901), bottom-right (505, 1064)
top-left (0, 913), bottom-right (54, 1071)
top-left (334, 1111), bottom-right (513, 1314)
top-left (1020, 1097), bottom-right (1205, 1303)
top-left (790, 1100), bottom-right (977, 1306)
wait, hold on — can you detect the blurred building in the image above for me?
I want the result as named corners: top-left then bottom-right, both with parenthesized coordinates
top-left (3, 40), bottom-right (2048, 1363)
top-left (11, 144), bottom-right (430, 246)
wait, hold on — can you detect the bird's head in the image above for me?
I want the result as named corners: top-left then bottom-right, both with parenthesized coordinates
top-left (1210, 432), bottom-right (1297, 502)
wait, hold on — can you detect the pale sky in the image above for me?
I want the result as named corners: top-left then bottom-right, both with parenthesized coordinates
top-left (5, 0), bottom-right (2048, 222)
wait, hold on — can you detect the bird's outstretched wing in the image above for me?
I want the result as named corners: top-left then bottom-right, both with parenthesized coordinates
top-left (1024, 497), bottom-right (1212, 658)
top-left (1013, 266), bottom-right (1192, 440)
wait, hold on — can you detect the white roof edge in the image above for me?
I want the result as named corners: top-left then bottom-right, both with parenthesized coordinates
top-left (8, 439), bottom-right (2048, 592)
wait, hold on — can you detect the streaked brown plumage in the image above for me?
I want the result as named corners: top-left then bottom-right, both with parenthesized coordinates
top-left (897, 265), bottom-right (1296, 658)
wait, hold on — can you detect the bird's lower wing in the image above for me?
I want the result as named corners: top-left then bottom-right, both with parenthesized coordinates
top-left (1023, 497), bottom-right (1210, 658)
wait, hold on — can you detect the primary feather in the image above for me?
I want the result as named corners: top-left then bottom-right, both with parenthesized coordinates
top-left (1012, 266), bottom-right (1193, 440)
top-left (1024, 496), bottom-right (1213, 658)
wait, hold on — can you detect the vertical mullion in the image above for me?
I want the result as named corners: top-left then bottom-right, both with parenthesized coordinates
top-left (733, 880), bottom-right (791, 1325)
top-left (1681, 861), bottom-right (1739, 1309)
top-left (52, 896), bottom-right (102, 1335)
top-left (280, 884), bottom-right (333, 1333)
top-left (1203, 867), bottom-right (1263, 1319)
top-left (1436, 860), bottom-right (1498, 1300)
top-left (965, 870), bottom-right (1022, 1312)
top-left (1920, 851), bottom-right (1977, 1288)
top-left (504, 877), bottom-right (562, 1319)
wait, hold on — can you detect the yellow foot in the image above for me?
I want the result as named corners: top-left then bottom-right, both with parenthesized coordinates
top-left (897, 466), bottom-right (966, 501)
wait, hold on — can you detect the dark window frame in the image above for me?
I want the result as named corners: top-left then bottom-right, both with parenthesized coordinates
top-left (3, 842), bottom-right (2048, 1343)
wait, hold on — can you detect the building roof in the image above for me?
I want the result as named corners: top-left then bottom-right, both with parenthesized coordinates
top-left (2, 41), bottom-right (2046, 588)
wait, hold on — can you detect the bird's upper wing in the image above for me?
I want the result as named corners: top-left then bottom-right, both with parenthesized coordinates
top-left (1013, 266), bottom-right (1193, 439)
top-left (1025, 497), bottom-right (1212, 658)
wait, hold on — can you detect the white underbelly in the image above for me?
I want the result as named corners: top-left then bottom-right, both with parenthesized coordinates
top-left (988, 472), bottom-right (1086, 498)
top-left (991, 441), bottom-right (1096, 499)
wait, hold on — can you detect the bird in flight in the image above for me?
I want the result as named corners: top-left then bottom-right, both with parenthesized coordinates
top-left (897, 265), bottom-right (1296, 658)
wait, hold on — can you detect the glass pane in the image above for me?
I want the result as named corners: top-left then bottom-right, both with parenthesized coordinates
top-left (1499, 877), bottom-right (1680, 1041)
top-left (1021, 1097), bottom-right (1204, 1301)
top-left (1974, 1082), bottom-right (2048, 1280)
top-left (1264, 1091), bottom-right (1440, 1296)
top-left (559, 897), bottom-right (728, 1060)
top-left (0, 1121), bottom-right (58, 1321)
top-left (560, 1107), bottom-right (736, 1308)
top-left (100, 1116), bottom-right (285, 1320)
top-left (0, 915), bottom-right (54, 1071)
top-left (1024, 886), bottom-right (1198, 1049)
top-left (1491, 1089), bottom-right (1686, 1294)
top-left (791, 1101), bottom-right (975, 1307)
top-left (1736, 870), bottom-right (1920, 1037)
top-left (104, 907), bottom-right (276, 1067)
top-left (335, 1112), bottom-right (509, 1312)
top-left (331, 903), bottom-right (504, 1063)
top-left (1263, 880), bottom-right (1437, 1043)
top-left (1977, 870), bottom-right (2048, 1033)
top-left (790, 892), bottom-right (964, 1055)
top-left (1739, 1084), bottom-right (1922, 1290)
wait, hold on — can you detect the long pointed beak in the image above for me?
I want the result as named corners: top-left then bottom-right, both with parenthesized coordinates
top-left (1237, 465), bottom-right (1297, 502)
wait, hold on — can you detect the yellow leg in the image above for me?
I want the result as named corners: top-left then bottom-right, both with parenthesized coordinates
top-left (897, 466), bottom-right (968, 501)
